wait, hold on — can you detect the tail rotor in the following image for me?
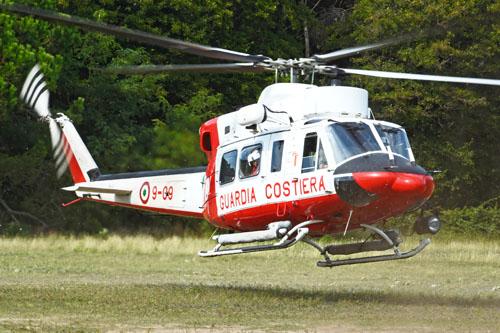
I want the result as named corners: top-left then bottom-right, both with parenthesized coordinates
top-left (20, 65), bottom-right (69, 179)
top-left (20, 64), bottom-right (50, 118)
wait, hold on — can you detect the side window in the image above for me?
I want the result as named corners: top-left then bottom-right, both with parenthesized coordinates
top-left (301, 133), bottom-right (317, 173)
top-left (317, 140), bottom-right (328, 169)
top-left (271, 140), bottom-right (284, 172)
top-left (220, 150), bottom-right (237, 185)
top-left (239, 144), bottom-right (262, 178)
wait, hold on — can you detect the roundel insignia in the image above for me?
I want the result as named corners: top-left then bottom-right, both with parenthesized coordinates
top-left (139, 181), bottom-right (150, 204)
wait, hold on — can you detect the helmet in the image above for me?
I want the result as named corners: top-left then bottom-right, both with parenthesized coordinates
top-left (248, 149), bottom-right (260, 165)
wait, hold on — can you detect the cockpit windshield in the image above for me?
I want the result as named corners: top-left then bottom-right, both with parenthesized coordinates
top-left (326, 122), bottom-right (381, 164)
top-left (375, 124), bottom-right (411, 160)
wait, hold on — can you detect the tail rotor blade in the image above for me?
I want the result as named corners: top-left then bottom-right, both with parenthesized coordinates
top-left (20, 64), bottom-right (50, 118)
top-left (49, 117), bottom-right (70, 178)
top-left (21, 64), bottom-right (70, 178)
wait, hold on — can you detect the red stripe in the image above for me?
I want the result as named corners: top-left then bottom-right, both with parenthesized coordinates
top-left (62, 133), bottom-right (86, 183)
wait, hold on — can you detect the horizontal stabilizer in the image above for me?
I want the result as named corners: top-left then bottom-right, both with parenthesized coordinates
top-left (62, 183), bottom-right (132, 195)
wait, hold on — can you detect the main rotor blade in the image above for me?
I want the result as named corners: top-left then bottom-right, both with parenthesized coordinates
top-left (337, 68), bottom-right (500, 86)
top-left (0, 3), bottom-right (266, 63)
top-left (311, 27), bottom-right (440, 63)
top-left (101, 63), bottom-right (272, 74)
top-left (312, 39), bottom-right (401, 63)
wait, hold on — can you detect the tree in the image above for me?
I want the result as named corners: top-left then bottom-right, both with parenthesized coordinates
top-left (0, 0), bottom-right (305, 234)
top-left (325, 0), bottom-right (500, 209)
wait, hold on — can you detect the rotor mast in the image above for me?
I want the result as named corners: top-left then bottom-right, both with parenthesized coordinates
top-left (290, 67), bottom-right (298, 83)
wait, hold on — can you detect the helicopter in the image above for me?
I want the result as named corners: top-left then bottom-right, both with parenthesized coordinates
top-left (3, 3), bottom-right (500, 268)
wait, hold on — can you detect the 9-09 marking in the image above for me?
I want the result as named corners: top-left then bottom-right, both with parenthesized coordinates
top-left (152, 185), bottom-right (174, 201)
top-left (139, 181), bottom-right (174, 204)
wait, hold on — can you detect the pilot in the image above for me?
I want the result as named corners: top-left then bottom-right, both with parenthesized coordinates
top-left (247, 149), bottom-right (261, 176)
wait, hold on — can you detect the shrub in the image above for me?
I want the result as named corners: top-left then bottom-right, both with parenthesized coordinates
top-left (440, 205), bottom-right (500, 237)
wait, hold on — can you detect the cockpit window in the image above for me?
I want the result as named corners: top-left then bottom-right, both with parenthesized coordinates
top-left (220, 150), bottom-right (237, 185)
top-left (375, 124), bottom-right (411, 160)
top-left (326, 122), bottom-right (381, 164)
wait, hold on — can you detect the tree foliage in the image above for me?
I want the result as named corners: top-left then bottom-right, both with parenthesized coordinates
top-left (1, 0), bottom-right (500, 235)
top-left (323, 0), bottom-right (500, 211)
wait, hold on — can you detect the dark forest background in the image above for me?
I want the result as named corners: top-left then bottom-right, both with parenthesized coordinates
top-left (1, 0), bottom-right (500, 236)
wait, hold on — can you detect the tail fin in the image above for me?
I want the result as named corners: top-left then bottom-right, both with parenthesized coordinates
top-left (21, 65), bottom-right (100, 184)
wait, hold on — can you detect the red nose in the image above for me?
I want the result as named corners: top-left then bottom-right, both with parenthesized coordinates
top-left (392, 174), bottom-right (426, 194)
top-left (353, 172), bottom-right (434, 198)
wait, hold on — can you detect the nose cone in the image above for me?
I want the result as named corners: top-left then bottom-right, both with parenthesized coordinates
top-left (333, 153), bottom-right (435, 208)
top-left (391, 174), bottom-right (427, 194)
top-left (351, 172), bottom-right (396, 194)
top-left (353, 172), bottom-right (434, 197)
top-left (336, 172), bottom-right (434, 208)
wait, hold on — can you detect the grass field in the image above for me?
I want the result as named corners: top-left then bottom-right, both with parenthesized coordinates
top-left (0, 234), bottom-right (499, 332)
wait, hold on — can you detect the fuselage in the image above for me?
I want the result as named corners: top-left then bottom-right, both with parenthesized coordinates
top-left (199, 83), bottom-right (434, 235)
top-left (201, 117), bottom-right (433, 235)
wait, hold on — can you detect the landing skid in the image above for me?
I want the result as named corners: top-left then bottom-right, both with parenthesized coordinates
top-left (316, 238), bottom-right (429, 267)
top-left (199, 221), bottom-right (432, 267)
top-left (313, 224), bottom-right (430, 267)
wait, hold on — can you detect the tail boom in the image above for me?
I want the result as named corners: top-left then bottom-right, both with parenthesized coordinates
top-left (63, 167), bottom-right (207, 218)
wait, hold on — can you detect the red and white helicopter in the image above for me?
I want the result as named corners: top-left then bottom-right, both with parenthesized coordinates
top-left (5, 3), bottom-right (500, 267)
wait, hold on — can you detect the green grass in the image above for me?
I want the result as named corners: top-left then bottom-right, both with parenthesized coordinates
top-left (0, 234), bottom-right (499, 332)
